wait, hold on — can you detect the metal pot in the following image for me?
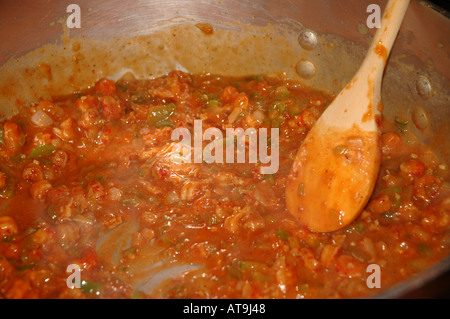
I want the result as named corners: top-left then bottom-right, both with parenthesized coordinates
top-left (0, 0), bottom-right (449, 298)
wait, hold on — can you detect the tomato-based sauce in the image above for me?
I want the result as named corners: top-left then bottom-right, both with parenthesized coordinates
top-left (0, 71), bottom-right (448, 298)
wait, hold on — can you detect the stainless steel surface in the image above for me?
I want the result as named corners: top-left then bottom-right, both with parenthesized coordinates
top-left (298, 29), bottom-right (318, 51)
top-left (0, 0), bottom-right (449, 298)
top-left (0, 0), bottom-right (449, 75)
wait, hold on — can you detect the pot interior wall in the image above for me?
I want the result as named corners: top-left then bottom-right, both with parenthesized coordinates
top-left (0, 0), bottom-right (449, 297)
top-left (1, 0), bottom-right (449, 162)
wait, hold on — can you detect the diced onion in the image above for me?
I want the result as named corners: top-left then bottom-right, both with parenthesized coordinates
top-left (165, 190), bottom-right (180, 205)
top-left (251, 110), bottom-right (266, 124)
top-left (31, 110), bottom-right (53, 127)
top-left (228, 107), bottom-right (242, 124)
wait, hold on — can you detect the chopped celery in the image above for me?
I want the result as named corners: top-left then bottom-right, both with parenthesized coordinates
top-left (131, 91), bottom-right (152, 104)
top-left (227, 260), bottom-right (243, 280)
top-left (392, 197), bottom-right (402, 210)
top-left (95, 175), bottom-right (106, 182)
top-left (276, 228), bottom-right (290, 240)
top-left (81, 280), bottom-right (103, 295)
top-left (382, 186), bottom-right (403, 194)
top-left (254, 75), bottom-right (264, 81)
top-left (287, 105), bottom-right (302, 116)
top-left (271, 117), bottom-right (283, 128)
top-left (273, 86), bottom-right (290, 99)
top-left (353, 221), bottom-right (365, 234)
top-left (381, 211), bottom-right (395, 219)
top-left (147, 103), bottom-right (176, 126)
top-left (131, 290), bottom-right (142, 299)
top-left (418, 242), bottom-right (432, 256)
top-left (333, 144), bottom-right (348, 156)
top-left (268, 101), bottom-right (286, 127)
top-left (193, 90), bottom-right (208, 101)
top-left (116, 83), bottom-right (129, 92)
top-left (268, 101), bottom-right (286, 115)
top-left (29, 144), bottom-right (57, 158)
top-left (206, 104), bottom-right (223, 114)
top-left (395, 117), bottom-right (408, 133)
top-left (206, 99), bottom-right (220, 107)
top-left (155, 120), bottom-right (174, 128)
top-left (23, 226), bottom-right (38, 236)
top-left (250, 91), bottom-right (260, 99)
top-left (15, 262), bottom-right (37, 271)
top-left (264, 174), bottom-right (275, 184)
top-left (250, 271), bottom-right (271, 282)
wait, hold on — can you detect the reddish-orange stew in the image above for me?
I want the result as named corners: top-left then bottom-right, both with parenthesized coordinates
top-left (0, 70), bottom-right (449, 298)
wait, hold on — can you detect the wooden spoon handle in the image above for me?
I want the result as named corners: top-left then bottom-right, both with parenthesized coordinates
top-left (363, 0), bottom-right (410, 72)
top-left (320, 0), bottom-right (410, 131)
top-left (285, 0), bottom-right (411, 232)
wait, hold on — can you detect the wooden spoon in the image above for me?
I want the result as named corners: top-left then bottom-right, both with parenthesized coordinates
top-left (285, 0), bottom-right (410, 232)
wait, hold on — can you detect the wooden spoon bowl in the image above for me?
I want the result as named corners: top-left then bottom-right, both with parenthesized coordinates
top-left (286, 0), bottom-right (410, 232)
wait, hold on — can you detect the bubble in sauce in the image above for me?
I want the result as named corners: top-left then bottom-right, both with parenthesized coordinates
top-left (416, 75), bottom-right (431, 100)
top-left (298, 29), bottom-right (318, 50)
top-left (412, 105), bottom-right (429, 130)
top-left (296, 59), bottom-right (316, 79)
